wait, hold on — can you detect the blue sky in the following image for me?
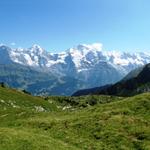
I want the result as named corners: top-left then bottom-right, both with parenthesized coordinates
top-left (0, 0), bottom-right (150, 52)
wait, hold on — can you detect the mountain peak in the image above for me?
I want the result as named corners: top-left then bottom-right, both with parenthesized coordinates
top-left (31, 44), bottom-right (42, 49)
top-left (76, 43), bottom-right (103, 51)
top-left (0, 45), bottom-right (12, 52)
top-left (68, 43), bottom-right (103, 55)
top-left (30, 44), bottom-right (45, 54)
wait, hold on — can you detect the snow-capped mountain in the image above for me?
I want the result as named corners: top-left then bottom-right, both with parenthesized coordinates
top-left (0, 43), bottom-right (150, 91)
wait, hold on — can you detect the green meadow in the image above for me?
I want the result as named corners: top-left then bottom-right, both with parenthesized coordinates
top-left (0, 86), bottom-right (150, 150)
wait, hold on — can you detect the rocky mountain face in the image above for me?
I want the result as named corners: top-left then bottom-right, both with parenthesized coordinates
top-left (73, 63), bottom-right (150, 97)
top-left (0, 43), bottom-right (150, 95)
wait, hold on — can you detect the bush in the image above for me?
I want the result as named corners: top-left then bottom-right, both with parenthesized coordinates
top-left (0, 82), bottom-right (6, 88)
top-left (22, 89), bottom-right (31, 95)
top-left (88, 98), bottom-right (97, 106)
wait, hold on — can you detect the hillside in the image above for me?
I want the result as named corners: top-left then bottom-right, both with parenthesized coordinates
top-left (0, 86), bottom-right (150, 149)
top-left (73, 63), bottom-right (150, 97)
top-left (0, 63), bottom-right (85, 96)
top-left (73, 84), bottom-right (111, 96)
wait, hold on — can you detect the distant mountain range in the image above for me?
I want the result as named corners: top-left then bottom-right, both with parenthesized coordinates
top-left (0, 43), bottom-right (150, 95)
top-left (73, 63), bottom-right (150, 96)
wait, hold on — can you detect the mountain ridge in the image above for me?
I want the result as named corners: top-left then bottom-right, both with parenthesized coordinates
top-left (73, 63), bottom-right (150, 96)
top-left (3, 43), bottom-right (150, 75)
top-left (0, 43), bottom-right (150, 95)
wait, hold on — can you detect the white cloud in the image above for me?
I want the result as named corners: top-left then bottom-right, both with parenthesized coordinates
top-left (0, 43), bottom-right (4, 46)
top-left (11, 42), bottom-right (16, 46)
top-left (91, 43), bottom-right (103, 51)
top-left (83, 43), bottom-right (103, 51)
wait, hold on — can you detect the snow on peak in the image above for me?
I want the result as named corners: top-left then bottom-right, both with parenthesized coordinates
top-left (76, 43), bottom-right (102, 51)
top-left (68, 43), bottom-right (102, 54)
top-left (30, 44), bottom-right (45, 54)
top-left (2, 43), bottom-right (150, 76)
top-left (0, 43), bottom-right (6, 47)
top-left (0, 45), bottom-right (11, 51)
top-left (1, 43), bottom-right (150, 91)
top-left (67, 43), bottom-right (103, 67)
top-left (82, 43), bottom-right (102, 51)
top-left (31, 44), bottom-right (42, 49)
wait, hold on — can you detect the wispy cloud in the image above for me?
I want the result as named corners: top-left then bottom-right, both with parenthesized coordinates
top-left (11, 42), bottom-right (16, 46)
top-left (0, 43), bottom-right (4, 46)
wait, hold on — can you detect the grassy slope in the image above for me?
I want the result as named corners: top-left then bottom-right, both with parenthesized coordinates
top-left (0, 86), bottom-right (150, 150)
